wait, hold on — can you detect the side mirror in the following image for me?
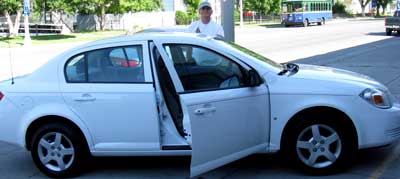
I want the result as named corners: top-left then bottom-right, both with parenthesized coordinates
top-left (247, 69), bottom-right (262, 87)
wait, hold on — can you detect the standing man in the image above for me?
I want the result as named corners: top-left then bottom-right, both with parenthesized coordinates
top-left (188, 0), bottom-right (225, 38)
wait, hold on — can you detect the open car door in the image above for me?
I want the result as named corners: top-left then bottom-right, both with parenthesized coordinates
top-left (153, 41), bottom-right (270, 177)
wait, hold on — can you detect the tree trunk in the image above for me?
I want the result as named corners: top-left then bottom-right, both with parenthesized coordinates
top-left (99, 5), bottom-right (106, 30)
top-left (361, 5), bottom-right (366, 17)
top-left (12, 10), bottom-right (22, 37)
top-left (3, 10), bottom-right (14, 37)
top-left (382, 7), bottom-right (386, 15)
top-left (51, 11), bottom-right (73, 33)
top-left (376, 4), bottom-right (380, 16)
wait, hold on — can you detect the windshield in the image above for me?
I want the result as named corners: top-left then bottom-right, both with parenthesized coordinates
top-left (218, 40), bottom-right (283, 69)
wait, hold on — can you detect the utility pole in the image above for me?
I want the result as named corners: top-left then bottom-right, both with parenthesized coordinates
top-left (221, 0), bottom-right (235, 42)
top-left (240, 0), bottom-right (244, 28)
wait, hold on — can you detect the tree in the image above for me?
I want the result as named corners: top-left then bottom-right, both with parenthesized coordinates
top-left (34, 0), bottom-right (72, 13)
top-left (184, 0), bottom-right (202, 17)
top-left (110, 0), bottom-right (163, 13)
top-left (0, 0), bottom-right (23, 37)
top-left (67, 0), bottom-right (115, 30)
top-left (243, 0), bottom-right (281, 15)
top-left (380, 0), bottom-right (394, 15)
top-left (358, 0), bottom-right (372, 16)
top-left (377, 0), bottom-right (383, 16)
top-left (270, 0), bottom-right (282, 14)
top-left (68, 0), bottom-right (163, 30)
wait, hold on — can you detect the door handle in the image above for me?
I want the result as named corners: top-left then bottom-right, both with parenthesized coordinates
top-left (194, 106), bottom-right (216, 115)
top-left (74, 94), bottom-right (96, 102)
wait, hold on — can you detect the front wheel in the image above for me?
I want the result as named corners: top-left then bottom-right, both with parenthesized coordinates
top-left (284, 117), bottom-right (356, 174)
top-left (386, 28), bottom-right (392, 36)
top-left (31, 123), bottom-right (89, 178)
top-left (303, 20), bottom-right (309, 27)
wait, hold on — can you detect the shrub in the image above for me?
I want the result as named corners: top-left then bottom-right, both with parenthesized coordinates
top-left (176, 10), bottom-right (189, 25)
top-left (176, 10), bottom-right (200, 25)
top-left (234, 10), bottom-right (240, 22)
top-left (332, 2), bottom-right (346, 14)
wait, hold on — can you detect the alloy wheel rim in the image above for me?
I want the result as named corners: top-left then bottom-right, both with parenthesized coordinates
top-left (296, 124), bottom-right (342, 168)
top-left (37, 132), bottom-right (75, 172)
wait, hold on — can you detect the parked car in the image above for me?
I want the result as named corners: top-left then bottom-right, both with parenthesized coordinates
top-left (385, 10), bottom-right (400, 36)
top-left (0, 33), bottom-right (399, 178)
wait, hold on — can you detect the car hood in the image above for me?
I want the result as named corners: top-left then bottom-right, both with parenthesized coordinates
top-left (294, 64), bottom-right (381, 87)
top-left (266, 64), bottom-right (387, 96)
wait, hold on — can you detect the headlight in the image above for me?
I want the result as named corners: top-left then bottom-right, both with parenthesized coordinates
top-left (360, 88), bottom-right (392, 109)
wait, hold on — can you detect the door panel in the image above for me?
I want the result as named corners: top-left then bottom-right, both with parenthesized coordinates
top-left (181, 87), bottom-right (269, 177)
top-left (60, 41), bottom-right (160, 151)
top-left (153, 41), bottom-right (270, 177)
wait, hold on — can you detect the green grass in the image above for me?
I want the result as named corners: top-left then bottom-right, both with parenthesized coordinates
top-left (0, 30), bottom-right (126, 48)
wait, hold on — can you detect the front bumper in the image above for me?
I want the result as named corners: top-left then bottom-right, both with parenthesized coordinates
top-left (386, 25), bottom-right (400, 30)
top-left (283, 21), bottom-right (304, 26)
top-left (356, 102), bottom-right (400, 149)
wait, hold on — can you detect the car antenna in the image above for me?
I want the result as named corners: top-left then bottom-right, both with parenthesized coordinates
top-left (7, 39), bottom-right (15, 85)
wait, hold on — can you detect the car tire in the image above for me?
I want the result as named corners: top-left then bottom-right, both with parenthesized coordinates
top-left (31, 123), bottom-right (89, 178)
top-left (284, 114), bottom-right (356, 175)
top-left (386, 28), bottom-right (392, 36)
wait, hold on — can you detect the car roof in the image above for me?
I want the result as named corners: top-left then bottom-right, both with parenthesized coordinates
top-left (80, 32), bottom-right (213, 48)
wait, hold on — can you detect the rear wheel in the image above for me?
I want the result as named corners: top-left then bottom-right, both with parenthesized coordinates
top-left (284, 114), bottom-right (356, 174)
top-left (386, 28), bottom-right (392, 36)
top-left (31, 123), bottom-right (89, 178)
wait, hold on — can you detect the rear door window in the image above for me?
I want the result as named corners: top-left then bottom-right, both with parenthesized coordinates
top-left (65, 46), bottom-right (144, 83)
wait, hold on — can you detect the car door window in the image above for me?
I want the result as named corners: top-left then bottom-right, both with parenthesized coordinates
top-left (65, 46), bottom-right (144, 83)
top-left (164, 44), bottom-right (246, 92)
top-left (66, 54), bottom-right (86, 82)
top-left (125, 47), bottom-right (143, 68)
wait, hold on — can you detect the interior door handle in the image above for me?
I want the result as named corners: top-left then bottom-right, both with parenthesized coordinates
top-left (74, 94), bottom-right (96, 102)
top-left (194, 107), bottom-right (216, 115)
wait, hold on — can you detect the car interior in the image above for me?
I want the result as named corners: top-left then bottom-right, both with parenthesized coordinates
top-left (153, 50), bottom-right (186, 137)
top-left (166, 45), bottom-right (245, 91)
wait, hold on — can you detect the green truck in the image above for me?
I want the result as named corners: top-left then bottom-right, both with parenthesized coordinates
top-left (385, 10), bottom-right (400, 36)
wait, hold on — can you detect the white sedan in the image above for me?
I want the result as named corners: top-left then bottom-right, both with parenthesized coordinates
top-left (0, 33), bottom-right (399, 178)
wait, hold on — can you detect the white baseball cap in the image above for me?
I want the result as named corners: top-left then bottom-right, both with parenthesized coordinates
top-left (198, 1), bottom-right (212, 10)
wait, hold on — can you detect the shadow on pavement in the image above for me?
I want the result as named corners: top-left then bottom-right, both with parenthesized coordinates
top-left (367, 32), bottom-right (400, 36)
top-left (79, 147), bottom-right (396, 178)
top-left (293, 37), bottom-right (400, 98)
top-left (259, 24), bottom-right (286, 29)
